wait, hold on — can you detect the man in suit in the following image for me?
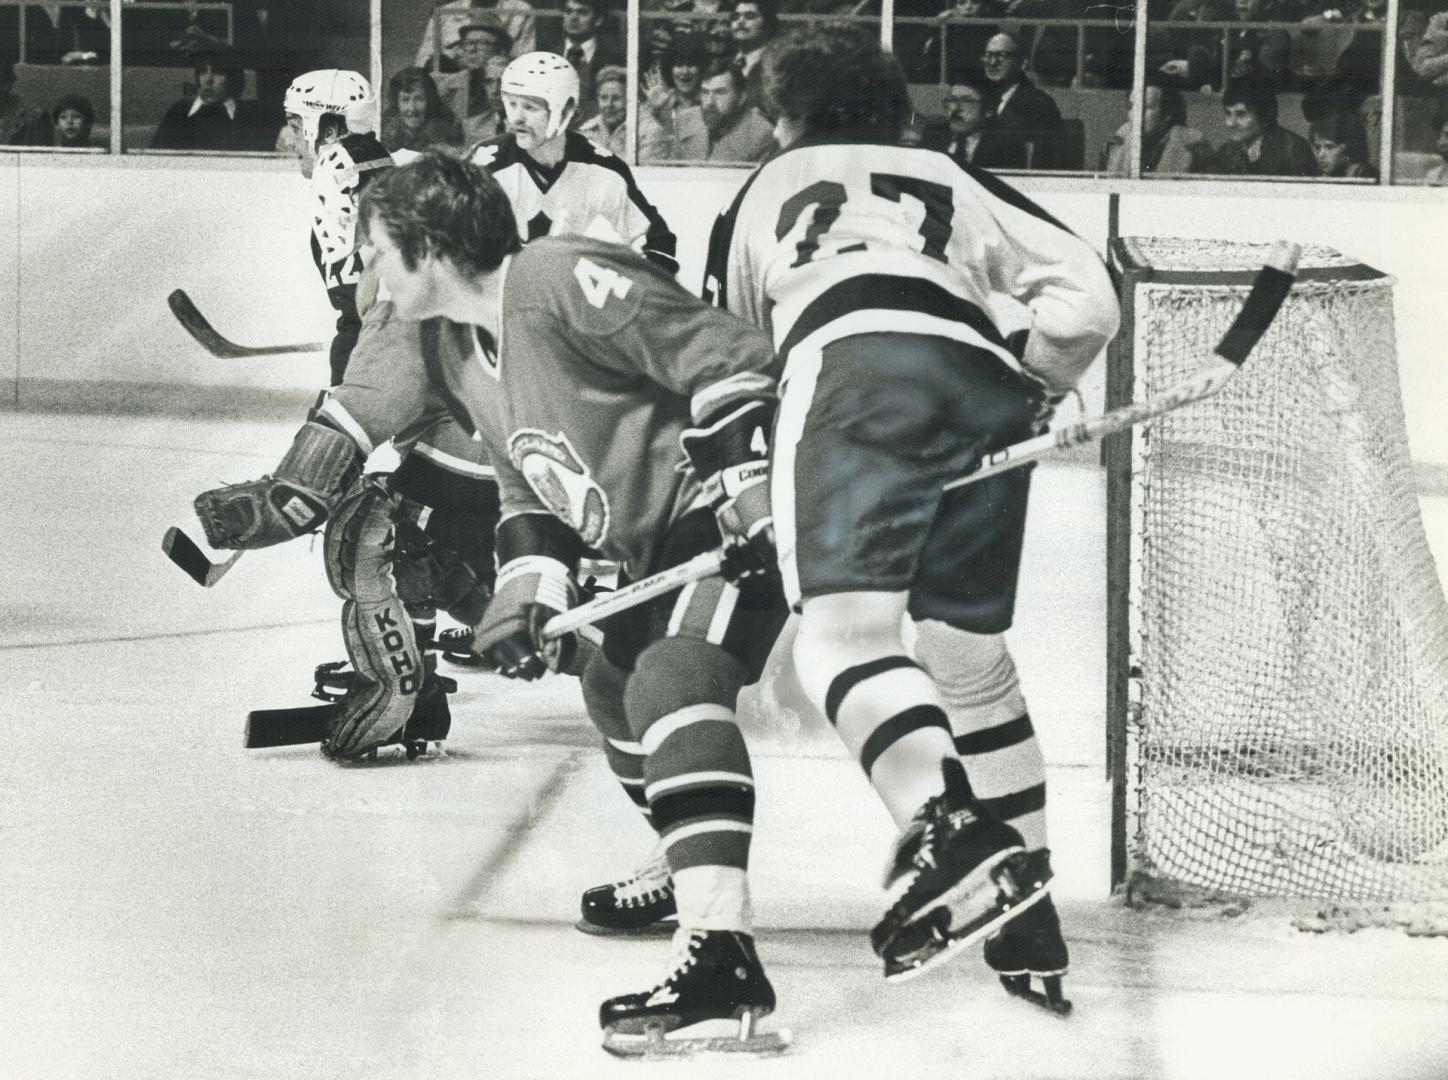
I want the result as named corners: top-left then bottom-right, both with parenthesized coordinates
top-left (435, 15), bottom-right (515, 143)
top-left (922, 76), bottom-right (1028, 169)
top-left (543, 0), bottom-right (625, 125)
top-left (980, 31), bottom-right (1066, 169)
top-left (150, 52), bottom-right (276, 151)
top-left (1210, 82), bottom-right (1317, 176)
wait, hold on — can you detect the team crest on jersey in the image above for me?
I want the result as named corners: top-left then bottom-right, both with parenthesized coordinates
top-left (508, 429), bottom-right (610, 545)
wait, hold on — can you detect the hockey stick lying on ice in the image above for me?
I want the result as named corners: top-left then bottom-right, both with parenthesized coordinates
top-left (168, 289), bottom-right (326, 358)
top-left (943, 240), bottom-right (1300, 493)
top-left (162, 526), bottom-right (243, 587)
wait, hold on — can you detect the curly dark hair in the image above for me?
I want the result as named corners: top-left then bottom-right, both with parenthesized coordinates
top-left (762, 23), bottom-right (911, 142)
top-left (359, 151), bottom-right (521, 275)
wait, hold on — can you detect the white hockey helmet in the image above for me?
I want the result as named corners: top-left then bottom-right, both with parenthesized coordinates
top-left (284, 69), bottom-right (376, 145)
top-left (500, 52), bottom-right (580, 139)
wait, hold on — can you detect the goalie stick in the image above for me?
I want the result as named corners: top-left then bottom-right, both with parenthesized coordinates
top-left (168, 289), bottom-right (326, 359)
top-left (162, 526), bottom-right (243, 587)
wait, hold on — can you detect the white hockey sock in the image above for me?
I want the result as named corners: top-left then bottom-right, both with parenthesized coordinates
top-left (915, 620), bottom-right (1048, 849)
top-left (672, 865), bottom-right (752, 933)
top-left (795, 600), bottom-right (957, 829)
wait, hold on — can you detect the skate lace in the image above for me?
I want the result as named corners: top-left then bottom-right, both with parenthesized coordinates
top-left (645, 928), bottom-right (706, 1006)
top-left (613, 846), bottom-right (672, 907)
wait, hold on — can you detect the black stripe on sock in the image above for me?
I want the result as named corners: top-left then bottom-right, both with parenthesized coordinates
top-left (825, 656), bottom-right (921, 725)
top-left (860, 705), bottom-right (952, 777)
top-left (650, 785), bottom-right (756, 832)
top-left (954, 713), bottom-right (1036, 756)
top-left (977, 783), bottom-right (1047, 823)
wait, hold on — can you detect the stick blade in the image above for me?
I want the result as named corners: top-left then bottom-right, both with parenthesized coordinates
top-left (245, 704), bottom-right (335, 749)
top-left (162, 526), bottom-right (240, 587)
top-left (168, 289), bottom-right (251, 358)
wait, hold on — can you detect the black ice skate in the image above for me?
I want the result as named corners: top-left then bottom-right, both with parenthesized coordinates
top-left (871, 758), bottom-right (1050, 983)
top-left (599, 929), bottom-right (790, 1059)
top-left (984, 858), bottom-right (1071, 1015)
top-left (435, 626), bottom-right (489, 668)
top-left (576, 845), bottom-right (678, 936)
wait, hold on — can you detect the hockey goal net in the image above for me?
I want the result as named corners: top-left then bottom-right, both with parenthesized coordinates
top-left (1105, 237), bottom-right (1448, 912)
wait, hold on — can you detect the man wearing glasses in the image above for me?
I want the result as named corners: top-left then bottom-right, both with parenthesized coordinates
top-left (980, 31), bottom-right (1065, 169)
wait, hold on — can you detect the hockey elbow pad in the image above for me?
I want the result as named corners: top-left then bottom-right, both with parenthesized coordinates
top-left (194, 421), bottom-right (363, 550)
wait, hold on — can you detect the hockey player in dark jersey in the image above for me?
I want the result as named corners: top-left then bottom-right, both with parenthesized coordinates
top-left (283, 70), bottom-right (395, 387)
top-left (467, 51), bottom-right (678, 272)
top-left (358, 153), bottom-right (790, 1057)
top-left (704, 25), bottom-right (1120, 1006)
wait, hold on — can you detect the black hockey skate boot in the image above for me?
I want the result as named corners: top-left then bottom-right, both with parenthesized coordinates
top-left (577, 844), bottom-right (678, 936)
top-left (397, 669), bottom-right (453, 759)
top-left (436, 626), bottom-right (489, 668)
top-left (984, 852), bottom-right (1071, 1015)
top-left (871, 758), bottom-right (1049, 983)
top-left (599, 929), bottom-right (789, 1058)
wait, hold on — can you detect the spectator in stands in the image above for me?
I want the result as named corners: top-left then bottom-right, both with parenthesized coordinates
top-left (436, 16), bottom-right (515, 143)
top-left (1302, 0), bottom-right (1386, 96)
top-left (1157, 0), bottom-right (1236, 91)
top-left (1410, 11), bottom-right (1448, 89)
top-left (922, 75), bottom-right (1028, 167)
top-left (150, 53), bottom-right (276, 151)
top-left (728, 0), bottom-right (779, 113)
top-left (56, 6), bottom-right (111, 64)
top-left (51, 94), bottom-right (96, 148)
top-left (1391, 10), bottom-right (1438, 97)
top-left (699, 61), bottom-right (776, 160)
top-left (639, 40), bottom-right (711, 161)
top-left (417, 1), bottom-right (537, 71)
top-left (1002, 0), bottom-right (1083, 89)
top-left (1210, 82), bottom-right (1317, 173)
top-left (380, 66), bottom-right (465, 152)
top-left (1424, 102), bottom-right (1448, 183)
top-left (1308, 106), bottom-right (1377, 175)
top-left (923, 0), bottom-right (1007, 88)
top-left (980, 31), bottom-right (1067, 168)
top-left (0, 60), bottom-right (53, 147)
top-left (1225, 0), bottom-right (1295, 86)
top-left (1100, 79), bottom-right (1212, 173)
top-left (579, 64), bottom-right (629, 154)
top-left (544, 0), bottom-right (626, 125)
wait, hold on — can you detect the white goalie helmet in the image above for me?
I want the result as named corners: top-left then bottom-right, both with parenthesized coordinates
top-left (500, 51), bottom-right (580, 139)
top-left (284, 69), bottom-right (376, 145)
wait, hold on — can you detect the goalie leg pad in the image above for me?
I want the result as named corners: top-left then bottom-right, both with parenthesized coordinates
top-left (321, 482), bottom-right (424, 759)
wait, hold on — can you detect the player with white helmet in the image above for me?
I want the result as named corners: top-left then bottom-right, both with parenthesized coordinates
top-left (466, 51), bottom-right (677, 271)
top-left (284, 68), bottom-right (392, 386)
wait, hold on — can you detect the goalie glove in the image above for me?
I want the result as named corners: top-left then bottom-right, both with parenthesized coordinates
top-left (194, 421), bottom-right (362, 549)
top-left (680, 399), bottom-right (777, 584)
top-left (470, 555), bottom-right (577, 680)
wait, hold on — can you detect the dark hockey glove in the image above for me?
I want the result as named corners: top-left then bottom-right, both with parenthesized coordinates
top-left (470, 555), bottom-right (577, 679)
top-left (194, 421), bottom-right (362, 549)
top-left (680, 400), bottom-right (777, 584)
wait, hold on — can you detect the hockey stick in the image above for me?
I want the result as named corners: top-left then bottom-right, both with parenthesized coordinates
top-left (168, 289), bottom-right (327, 358)
top-left (944, 241), bottom-right (1300, 493)
top-left (540, 549), bottom-right (725, 640)
top-left (162, 526), bottom-right (244, 587)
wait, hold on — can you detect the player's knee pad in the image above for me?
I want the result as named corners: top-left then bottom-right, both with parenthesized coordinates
top-left (324, 479), bottom-right (396, 604)
top-left (912, 620), bottom-right (1026, 733)
top-left (626, 637), bottom-right (755, 871)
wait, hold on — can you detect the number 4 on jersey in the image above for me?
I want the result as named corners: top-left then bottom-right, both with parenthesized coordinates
top-left (574, 257), bottom-right (634, 309)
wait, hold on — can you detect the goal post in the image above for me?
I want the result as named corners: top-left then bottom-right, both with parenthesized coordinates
top-left (1105, 238), bottom-right (1448, 908)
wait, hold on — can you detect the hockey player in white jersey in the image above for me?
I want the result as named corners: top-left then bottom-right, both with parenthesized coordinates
top-left (704, 24), bottom-right (1120, 1005)
top-left (468, 51), bottom-right (678, 272)
top-left (358, 153), bottom-right (790, 1056)
top-left (283, 69), bottom-right (394, 386)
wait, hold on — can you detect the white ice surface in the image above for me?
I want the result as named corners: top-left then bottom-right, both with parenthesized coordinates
top-left (2, 412), bottom-right (1447, 1080)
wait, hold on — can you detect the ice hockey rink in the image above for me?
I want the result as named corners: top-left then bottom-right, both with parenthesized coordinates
top-left (3, 403), bottom-right (1448, 1080)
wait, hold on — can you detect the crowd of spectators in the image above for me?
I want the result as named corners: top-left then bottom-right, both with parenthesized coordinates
top-left (3, 0), bottom-right (1445, 179)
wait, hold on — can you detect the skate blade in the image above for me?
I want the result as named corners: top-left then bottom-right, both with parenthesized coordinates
top-left (573, 916), bottom-right (678, 939)
top-left (602, 1015), bottom-right (791, 1059)
top-left (885, 882), bottom-right (1052, 985)
top-left (1000, 974), bottom-right (1073, 1016)
top-left (875, 844), bottom-right (1023, 956)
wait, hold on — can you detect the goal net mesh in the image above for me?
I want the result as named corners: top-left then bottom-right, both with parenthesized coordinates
top-left (1118, 237), bottom-right (1448, 902)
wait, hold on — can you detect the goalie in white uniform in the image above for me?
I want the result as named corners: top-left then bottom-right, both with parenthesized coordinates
top-left (706, 25), bottom-right (1119, 1004)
